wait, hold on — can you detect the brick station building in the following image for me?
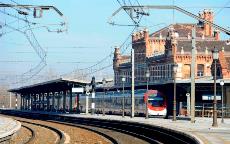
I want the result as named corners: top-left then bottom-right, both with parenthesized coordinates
top-left (113, 9), bottom-right (230, 112)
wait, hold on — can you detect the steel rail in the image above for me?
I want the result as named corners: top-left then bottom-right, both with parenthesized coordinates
top-left (18, 120), bottom-right (65, 144)
top-left (47, 120), bottom-right (119, 144)
top-left (0, 110), bottom-right (200, 144)
top-left (21, 124), bottom-right (36, 144)
top-left (62, 117), bottom-right (196, 144)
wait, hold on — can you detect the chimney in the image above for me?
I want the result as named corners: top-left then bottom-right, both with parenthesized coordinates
top-left (113, 47), bottom-right (121, 70)
top-left (200, 9), bottom-right (214, 37)
top-left (214, 30), bottom-right (220, 40)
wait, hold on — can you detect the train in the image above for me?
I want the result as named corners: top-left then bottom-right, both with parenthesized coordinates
top-left (79, 89), bottom-right (167, 116)
top-left (144, 90), bottom-right (167, 116)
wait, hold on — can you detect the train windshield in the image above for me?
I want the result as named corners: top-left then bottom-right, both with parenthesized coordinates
top-left (148, 97), bottom-right (164, 107)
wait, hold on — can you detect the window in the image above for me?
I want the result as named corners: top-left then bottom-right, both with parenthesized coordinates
top-left (183, 64), bottom-right (191, 79)
top-left (197, 64), bottom-right (204, 77)
top-left (162, 65), bottom-right (165, 79)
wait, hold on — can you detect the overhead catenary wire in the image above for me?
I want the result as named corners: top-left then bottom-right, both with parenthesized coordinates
top-left (0, 2), bottom-right (47, 84)
top-left (61, 24), bottom-right (138, 80)
top-left (116, 0), bottom-right (138, 25)
top-left (214, 0), bottom-right (230, 16)
top-left (0, 9), bottom-right (66, 34)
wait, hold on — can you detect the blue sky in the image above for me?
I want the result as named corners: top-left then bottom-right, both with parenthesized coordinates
top-left (1, 0), bottom-right (230, 86)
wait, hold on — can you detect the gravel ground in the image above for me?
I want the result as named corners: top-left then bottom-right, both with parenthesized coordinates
top-left (4, 115), bottom-right (111, 144)
top-left (24, 122), bottom-right (58, 144)
top-left (31, 119), bottom-right (110, 144)
top-left (10, 126), bottom-right (31, 144)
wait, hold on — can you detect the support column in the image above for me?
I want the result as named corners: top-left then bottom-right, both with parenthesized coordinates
top-left (39, 93), bottom-right (41, 111)
top-left (20, 94), bottom-right (23, 110)
top-left (52, 92), bottom-right (55, 111)
top-left (42, 93), bottom-right (44, 111)
top-left (25, 94), bottom-right (28, 110)
top-left (15, 93), bottom-right (18, 109)
top-left (47, 92), bottom-right (50, 111)
top-left (77, 94), bottom-right (80, 113)
top-left (63, 91), bottom-right (66, 112)
top-left (86, 94), bottom-right (89, 114)
top-left (57, 92), bottom-right (60, 111)
top-left (32, 94), bottom-right (35, 111)
top-left (24, 95), bottom-right (26, 110)
top-left (27, 94), bottom-right (29, 110)
top-left (31, 94), bottom-right (33, 111)
top-left (69, 90), bottom-right (72, 112)
top-left (37, 94), bottom-right (39, 110)
top-left (187, 94), bottom-right (190, 116)
top-left (34, 93), bottom-right (38, 111)
top-left (29, 94), bottom-right (31, 110)
top-left (22, 95), bottom-right (25, 110)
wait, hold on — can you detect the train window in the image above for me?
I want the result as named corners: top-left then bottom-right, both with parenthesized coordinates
top-left (149, 100), bottom-right (164, 107)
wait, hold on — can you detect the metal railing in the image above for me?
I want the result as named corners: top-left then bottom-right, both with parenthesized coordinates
top-left (180, 102), bottom-right (230, 118)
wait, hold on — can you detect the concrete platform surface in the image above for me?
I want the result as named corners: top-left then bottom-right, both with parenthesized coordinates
top-left (62, 114), bottom-right (230, 144)
top-left (0, 116), bottom-right (21, 139)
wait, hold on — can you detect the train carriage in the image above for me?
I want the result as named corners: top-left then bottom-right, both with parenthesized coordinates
top-left (79, 89), bottom-right (167, 116)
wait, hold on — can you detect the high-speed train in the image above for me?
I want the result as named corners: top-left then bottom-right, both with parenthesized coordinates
top-left (79, 89), bottom-right (167, 116)
top-left (144, 90), bottom-right (167, 116)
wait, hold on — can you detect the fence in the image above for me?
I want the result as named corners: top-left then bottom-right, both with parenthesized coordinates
top-left (180, 102), bottom-right (230, 118)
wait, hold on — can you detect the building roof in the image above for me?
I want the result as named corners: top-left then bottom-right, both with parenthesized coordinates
top-left (8, 78), bottom-right (90, 93)
top-left (177, 40), bottom-right (230, 53)
top-left (150, 23), bottom-right (213, 39)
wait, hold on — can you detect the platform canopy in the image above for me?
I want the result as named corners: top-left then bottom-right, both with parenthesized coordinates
top-left (8, 78), bottom-right (90, 94)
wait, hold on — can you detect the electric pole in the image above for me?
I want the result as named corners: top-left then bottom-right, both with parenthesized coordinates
top-left (191, 26), bottom-right (196, 123)
top-left (131, 48), bottom-right (135, 118)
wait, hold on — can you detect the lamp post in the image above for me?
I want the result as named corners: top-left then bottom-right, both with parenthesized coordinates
top-left (220, 80), bottom-right (224, 123)
top-left (173, 63), bottom-right (178, 121)
top-left (122, 77), bottom-right (126, 118)
top-left (102, 78), bottom-right (106, 116)
top-left (212, 47), bottom-right (219, 127)
top-left (145, 69), bottom-right (150, 119)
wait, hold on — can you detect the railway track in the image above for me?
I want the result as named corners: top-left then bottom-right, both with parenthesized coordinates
top-left (11, 119), bottom-right (65, 144)
top-left (1, 110), bottom-right (201, 144)
top-left (20, 120), bottom-right (65, 144)
top-left (5, 115), bottom-right (149, 144)
top-left (55, 116), bottom-right (199, 144)
top-left (20, 124), bottom-right (35, 144)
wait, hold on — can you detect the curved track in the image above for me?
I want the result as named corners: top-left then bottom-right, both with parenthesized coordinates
top-left (19, 120), bottom-right (65, 144)
top-left (21, 124), bottom-right (35, 144)
top-left (13, 119), bottom-right (65, 144)
top-left (0, 110), bottom-right (200, 144)
top-left (55, 116), bottom-right (199, 144)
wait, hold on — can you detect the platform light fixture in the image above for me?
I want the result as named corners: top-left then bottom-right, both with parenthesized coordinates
top-left (220, 80), bottom-right (224, 123)
top-left (145, 69), bottom-right (150, 119)
top-left (122, 76), bottom-right (126, 118)
top-left (173, 63), bottom-right (178, 121)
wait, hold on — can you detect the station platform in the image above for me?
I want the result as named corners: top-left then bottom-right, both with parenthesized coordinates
top-left (60, 113), bottom-right (230, 144)
top-left (0, 116), bottom-right (21, 143)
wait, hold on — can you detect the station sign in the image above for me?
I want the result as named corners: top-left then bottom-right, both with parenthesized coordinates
top-left (202, 95), bottom-right (221, 100)
top-left (72, 87), bottom-right (84, 93)
top-left (92, 92), bottom-right (95, 98)
top-left (91, 103), bottom-right (95, 109)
